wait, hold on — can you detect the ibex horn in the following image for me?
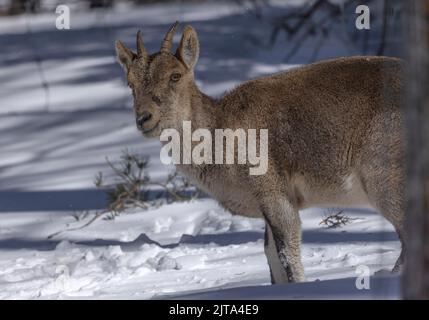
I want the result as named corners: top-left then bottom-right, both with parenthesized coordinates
top-left (160, 21), bottom-right (179, 54)
top-left (136, 30), bottom-right (148, 60)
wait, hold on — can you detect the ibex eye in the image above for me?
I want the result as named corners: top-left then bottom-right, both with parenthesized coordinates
top-left (170, 73), bottom-right (181, 82)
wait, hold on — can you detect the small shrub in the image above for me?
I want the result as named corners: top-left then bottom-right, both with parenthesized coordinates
top-left (95, 150), bottom-right (200, 218)
top-left (48, 150), bottom-right (200, 238)
top-left (319, 210), bottom-right (358, 228)
top-left (96, 150), bottom-right (151, 215)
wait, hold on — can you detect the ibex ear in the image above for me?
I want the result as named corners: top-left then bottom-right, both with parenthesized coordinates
top-left (115, 40), bottom-right (135, 71)
top-left (176, 25), bottom-right (199, 70)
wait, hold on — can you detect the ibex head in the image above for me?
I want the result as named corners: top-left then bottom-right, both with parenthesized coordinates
top-left (115, 22), bottom-right (200, 137)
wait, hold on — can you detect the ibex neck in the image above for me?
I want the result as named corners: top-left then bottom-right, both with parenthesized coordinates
top-left (189, 85), bottom-right (219, 131)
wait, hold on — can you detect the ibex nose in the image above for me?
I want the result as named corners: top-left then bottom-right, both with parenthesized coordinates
top-left (136, 111), bottom-right (152, 129)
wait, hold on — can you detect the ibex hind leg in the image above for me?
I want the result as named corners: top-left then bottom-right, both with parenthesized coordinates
top-left (360, 166), bottom-right (406, 273)
top-left (378, 198), bottom-right (405, 273)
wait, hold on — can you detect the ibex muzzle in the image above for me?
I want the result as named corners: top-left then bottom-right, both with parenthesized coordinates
top-left (136, 111), bottom-right (152, 131)
top-left (116, 22), bottom-right (406, 284)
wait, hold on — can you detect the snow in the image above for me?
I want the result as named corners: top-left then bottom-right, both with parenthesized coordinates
top-left (175, 274), bottom-right (401, 300)
top-left (0, 1), bottom-right (401, 299)
top-left (0, 202), bottom-right (400, 299)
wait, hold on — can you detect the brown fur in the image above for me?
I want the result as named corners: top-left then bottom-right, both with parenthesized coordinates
top-left (116, 23), bottom-right (405, 283)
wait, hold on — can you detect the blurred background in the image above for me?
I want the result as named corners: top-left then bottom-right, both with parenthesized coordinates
top-left (0, 0), bottom-right (406, 186)
top-left (0, 0), bottom-right (409, 299)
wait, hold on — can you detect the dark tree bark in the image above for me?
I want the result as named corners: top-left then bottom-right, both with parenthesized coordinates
top-left (8, 0), bottom-right (40, 14)
top-left (403, 0), bottom-right (429, 300)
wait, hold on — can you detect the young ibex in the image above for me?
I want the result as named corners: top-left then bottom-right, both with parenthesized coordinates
top-left (116, 22), bottom-right (405, 283)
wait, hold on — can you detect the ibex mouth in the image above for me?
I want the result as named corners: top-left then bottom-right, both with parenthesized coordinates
top-left (143, 127), bottom-right (155, 134)
top-left (141, 122), bottom-right (160, 135)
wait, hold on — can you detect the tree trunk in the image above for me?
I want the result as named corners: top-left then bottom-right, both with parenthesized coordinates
top-left (403, 0), bottom-right (429, 299)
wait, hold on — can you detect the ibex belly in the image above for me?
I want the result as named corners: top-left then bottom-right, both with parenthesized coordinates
top-left (294, 173), bottom-right (371, 210)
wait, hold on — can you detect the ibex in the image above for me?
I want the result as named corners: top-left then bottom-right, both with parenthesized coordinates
top-left (116, 22), bottom-right (405, 283)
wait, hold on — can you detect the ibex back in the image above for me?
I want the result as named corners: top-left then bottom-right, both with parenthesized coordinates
top-left (116, 22), bottom-right (405, 283)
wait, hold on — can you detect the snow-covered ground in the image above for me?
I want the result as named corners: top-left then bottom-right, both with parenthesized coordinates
top-left (0, 202), bottom-right (401, 299)
top-left (0, 1), bottom-right (401, 299)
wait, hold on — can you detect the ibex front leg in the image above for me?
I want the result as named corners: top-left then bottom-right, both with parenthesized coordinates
top-left (264, 222), bottom-right (291, 283)
top-left (262, 197), bottom-right (305, 283)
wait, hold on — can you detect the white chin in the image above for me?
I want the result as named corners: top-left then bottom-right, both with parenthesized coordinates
top-left (142, 126), bottom-right (160, 137)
